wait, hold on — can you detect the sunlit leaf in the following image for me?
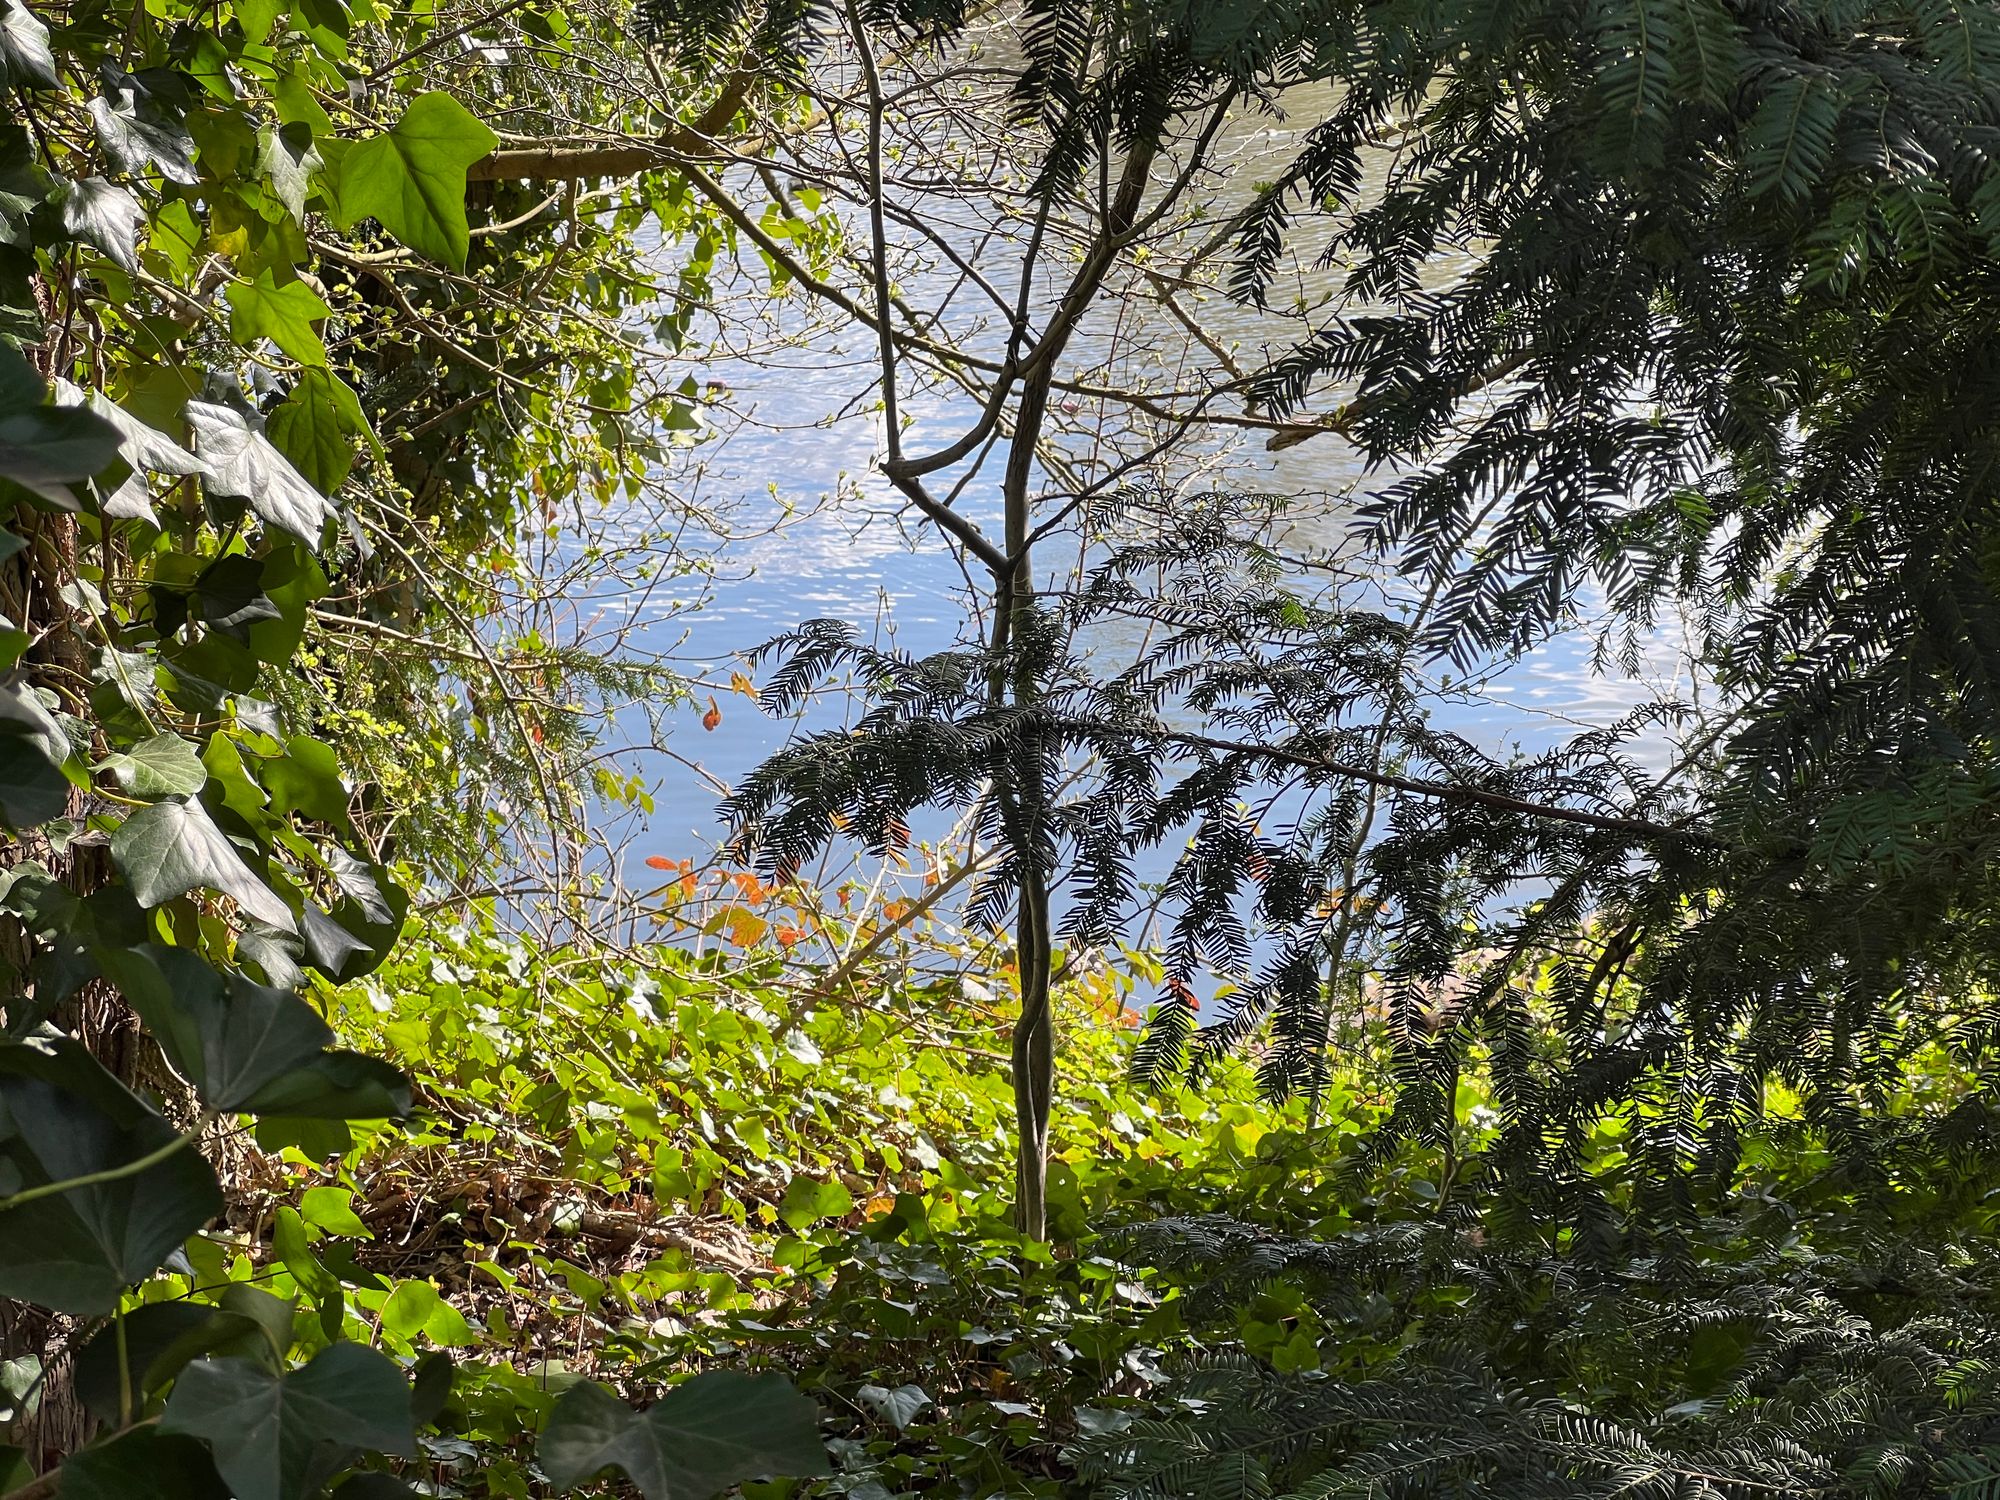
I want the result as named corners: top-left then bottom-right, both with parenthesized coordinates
top-left (325, 92), bottom-right (497, 270)
top-left (60, 177), bottom-right (144, 273)
top-left (226, 272), bottom-right (333, 367)
top-left (186, 401), bottom-right (335, 548)
top-left (111, 794), bottom-right (298, 930)
top-left (98, 733), bottom-right (208, 797)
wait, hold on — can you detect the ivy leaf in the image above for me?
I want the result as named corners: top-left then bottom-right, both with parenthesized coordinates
top-left (48, 384), bottom-right (192, 478)
top-left (90, 90), bottom-right (199, 186)
top-left (60, 1428), bottom-right (226, 1500)
top-left (539, 1372), bottom-right (829, 1500)
top-left (268, 370), bottom-right (353, 493)
top-left (0, 350), bottom-right (123, 508)
top-left (97, 733), bottom-right (208, 797)
top-left (242, 1049), bottom-right (410, 1119)
top-left (161, 1343), bottom-right (415, 1500)
top-left (0, 673), bottom-right (77, 829)
top-left (378, 1280), bottom-right (437, 1341)
top-left (298, 1185), bottom-right (370, 1237)
top-left (0, 1036), bottom-right (223, 1315)
top-left (258, 121), bottom-right (322, 224)
top-left (94, 944), bottom-right (336, 1112)
top-left (186, 401), bottom-right (335, 548)
top-left (857, 1384), bottom-right (932, 1432)
top-left (0, 0), bottom-right (56, 89)
top-left (300, 902), bottom-right (371, 978)
top-left (237, 920), bottom-right (307, 989)
top-left (226, 271), bottom-right (332, 367)
top-left (60, 177), bottom-right (144, 274)
top-left (331, 1477), bottom-right (420, 1500)
top-left (110, 794), bottom-right (298, 931)
top-left (0, 725), bottom-right (70, 828)
top-left (262, 733), bottom-right (351, 827)
top-left (74, 1302), bottom-right (281, 1422)
top-left (326, 845), bottom-right (395, 923)
top-left (326, 92), bottom-right (497, 270)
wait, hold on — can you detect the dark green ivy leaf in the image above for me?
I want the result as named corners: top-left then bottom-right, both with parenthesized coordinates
top-left (237, 920), bottom-right (307, 988)
top-left (242, 1049), bottom-right (410, 1119)
top-left (0, 725), bottom-right (70, 828)
top-left (59, 177), bottom-right (144, 274)
top-left (194, 553), bottom-right (283, 639)
top-left (0, 672), bottom-right (75, 828)
top-left (60, 1427), bottom-right (227, 1500)
top-left (0, 0), bottom-right (55, 88)
top-left (330, 1476), bottom-right (420, 1500)
top-left (91, 89), bottom-right (199, 185)
top-left (0, 1036), bottom-right (223, 1315)
top-left (538, 1372), bottom-right (829, 1500)
top-left (160, 1343), bottom-right (415, 1500)
top-left (110, 794), bottom-right (298, 930)
top-left (51, 377), bottom-right (208, 531)
top-left (0, 347), bottom-right (123, 507)
top-left (74, 1301), bottom-right (280, 1422)
top-left (95, 944), bottom-right (335, 1112)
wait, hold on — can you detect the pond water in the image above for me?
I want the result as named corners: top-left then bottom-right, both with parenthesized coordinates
top-left (591, 78), bottom-right (1701, 893)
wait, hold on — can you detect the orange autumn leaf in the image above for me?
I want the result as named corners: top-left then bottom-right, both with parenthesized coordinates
top-left (775, 926), bottom-right (806, 947)
top-left (644, 855), bottom-right (674, 870)
top-left (729, 669), bottom-right (758, 701)
top-left (701, 696), bottom-right (722, 732)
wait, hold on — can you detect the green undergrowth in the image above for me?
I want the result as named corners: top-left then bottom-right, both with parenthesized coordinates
top-left (133, 915), bottom-right (2000, 1497)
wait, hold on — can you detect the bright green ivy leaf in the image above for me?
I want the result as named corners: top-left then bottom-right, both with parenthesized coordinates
top-left (778, 1174), bottom-right (852, 1230)
top-left (379, 1280), bottom-right (437, 1341)
top-left (299, 1185), bottom-right (371, 1238)
top-left (226, 271), bottom-right (332, 366)
top-left (326, 92), bottom-right (496, 270)
top-left (267, 370), bottom-right (353, 493)
top-left (423, 1297), bottom-right (478, 1347)
top-left (274, 73), bottom-right (334, 136)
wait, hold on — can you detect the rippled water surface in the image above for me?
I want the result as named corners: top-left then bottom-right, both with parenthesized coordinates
top-left (592, 87), bottom-right (1699, 873)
